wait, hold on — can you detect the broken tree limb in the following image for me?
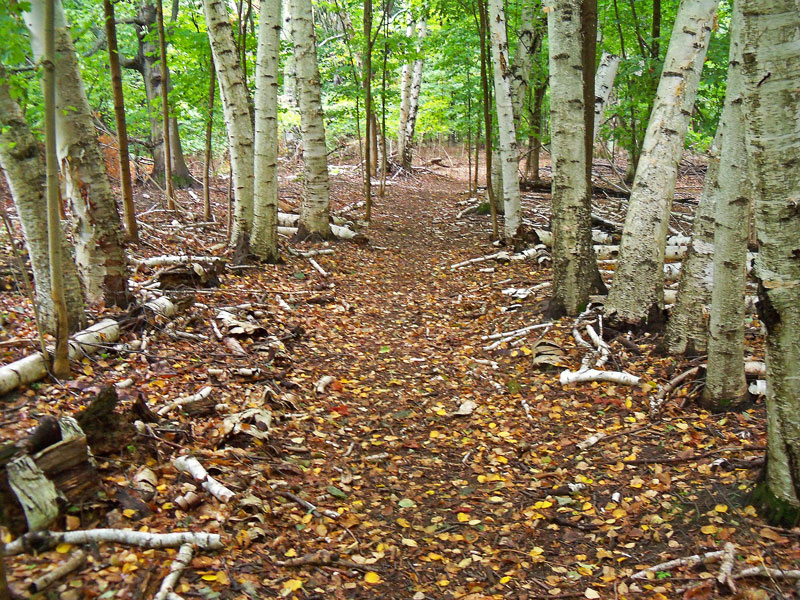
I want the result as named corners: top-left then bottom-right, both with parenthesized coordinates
top-left (134, 255), bottom-right (220, 269)
top-left (0, 319), bottom-right (120, 397)
top-left (309, 258), bottom-right (328, 277)
top-left (28, 549), bottom-right (87, 593)
top-left (631, 550), bottom-right (725, 579)
top-left (4, 529), bottom-right (222, 556)
top-left (172, 456), bottom-right (235, 503)
top-left (315, 376), bottom-right (335, 394)
top-left (154, 543), bottom-right (194, 600)
top-left (277, 224), bottom-right (358, 240)
top-left (733, 566), bottom-right (800, 580)
top-left (560, 368), bottom-right (641, 387)
top-left (157, 387), bottom-right (214, 416)
top-left (649, 366), bottom-right (702, 417)
top-left (716, 542), bottom-right (736, 592)
top-left (276, 490), bottom-right (339, 519)
top-left (287, 247), bottom-right (335, 258)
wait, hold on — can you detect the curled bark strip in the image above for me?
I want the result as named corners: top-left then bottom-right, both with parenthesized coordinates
top-left (158, 386), bottom-right (214, 416)
top-left (4, 529), bottom-right (222, 556)
top-left (716, 542), bottom-right (736, 592)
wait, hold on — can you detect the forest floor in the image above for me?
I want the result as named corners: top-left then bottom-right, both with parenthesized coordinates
top-left (1, 155), bottom-right (798, 600)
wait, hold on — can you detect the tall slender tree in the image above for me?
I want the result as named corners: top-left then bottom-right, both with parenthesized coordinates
top-left (401, 16), bottom-right (427, 172)
top-left (203, 0), bottom-right (255, 251)
top-left (290, 0), bottom-right (331, 238)
top-left (251, 0), bottom-right (281, 262)
top-left (155, 0), bottom-right (174, 209)
top-left (742, 0), bottom-right (800, 526)
top-left (603, 0), bottom-right (718, 329)
top-left (24, 0), bottom-right (130, 308)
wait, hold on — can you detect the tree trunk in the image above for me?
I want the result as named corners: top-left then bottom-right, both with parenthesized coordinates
top-left (203, 0), bottom-right (255, 251)
top-left (742, 0), bottom-right (800, 527)
top-left (103, 0), bottom-right (137, 242)
top-left (397, 18), bottom-right (416, 169)
top-left (476, 0), bottom-right (497, 238)
top-left (280, 0), bottom-right (297, 107)
top-left (491, 150), bottom-right (504, 215)
top-left (43, 0), bottom-right (70, 378)
top-left (290, 0), bottom-right (331, 238)
top-left (487, 0), bottom-right (522, 243)
top-left (663, 127), bottom-right (721, 355)
top-left (122, 1), bottom-right (193, 187)
top-left (401, 17), bottom-right (427, 172)
top-left (527, 81), bottom-right (546, 181)
top-left (547, 0), bottom-right (604, 316)
top-left (24, 0), bottom-right (130, 308)
top-left (203, 52), bottom-right (216, 222)
top-left (0, 67), bottom-right (85, 334)
top-left (603, 0), bottom-right (717, 329)
top-left (364, 0), bottom-right (373, 221)
top-left (155, 0), bottom-right (174, 209)
top-left (702, 4), bottom-right (749, 412)
top-left (251, 0), bottom-right (281, 262)
top-left (593, 51), bottom-right (620, 142)
top-left (509, 0), bottom-right (542, 130)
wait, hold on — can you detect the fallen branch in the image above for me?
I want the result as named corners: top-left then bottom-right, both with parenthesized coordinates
top-left (287, 247), bottom-right (335, 258)
top-left (559, 368), bottom-right (641, 386)
top-left (716, 542), bottom-right (736, 592)
top-left (309, 258), bottom-right (328, 277)
top-left (0, 319), bottom-right (120, 396)
top-left (733, 566), bottom-right (800, 580)
top-left (4, 529), bottom-right (222, 556)
top-left (154, 543), bottom-right (194, 600)
top-left (134, 255), bottom-right (219, 269)
top-left (315, 376), bottom-right (336, 394)
top-left (173, 456), bottom-right (235, 503)
top-left (649, 366), bottom-right (702, 417)
top-left (28, 549), bottom-right (87, 593)
top-left (158, 386), bottom-right (214, 416)
top-left (631, 550), bottom-right (725, 579)
top-left (603, 445), bottom-right (766, 466)
top-left (276, 490), bottom-right (339, 519)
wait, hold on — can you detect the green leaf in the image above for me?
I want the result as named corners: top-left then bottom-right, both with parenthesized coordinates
top-left (379, 346), bottom-right (391, 353)
top-left (398, 498), bottom-right (416, 508)
top-left (327, 485), bottom-right (348, 499)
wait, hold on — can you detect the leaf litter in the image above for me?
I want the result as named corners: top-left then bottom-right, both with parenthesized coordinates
top-left (0, 165), bottom-right (796, 600)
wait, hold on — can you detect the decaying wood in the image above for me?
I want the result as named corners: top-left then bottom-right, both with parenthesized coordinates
top-left (631, 550), bottom-right (725, 579)
top-left (6, 455), bottom-right (60, 532)
top-left (0, 319), bottom-right (120, 396)
top-left (717, 542), bottom-right (736, 592)
top-left (154, 543), bottom-right (194, 600)
top-left (28, 550), bottom-right (86, 593)
top-left (4, 529), bottom-right (223, 556)
top-left (559, 368), bottom-right (641, 386)
top-left (733, 566), bottom-right (800, 580)
top-left (276, 490), bottom-right (339, 519)
top-left (158, 386), bottom-right (214, 416)
top-left (173, 455), bottom-right (235, 503)
top-left (649, 366), bottom-right (702, 417)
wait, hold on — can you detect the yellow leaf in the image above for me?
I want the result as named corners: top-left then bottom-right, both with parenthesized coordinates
top-left (162, 502), bottom-right (174, 510)
top-left (201, 574), bottom-right (218, 582)
top-left (285, 548), bottom-right (297, 557)
top-left (714, 504), bottom-right (728, 513)
top-left (83, 365), bottom-right (94, 376)
top-left (56, 543), bottom-right (72, 554)
top-left (122, 509), bottom-right (137, 518)
top-left (216, 571), bottom-right (230, 585)
top-left (585, 588), bottom-right (601, 599)
top-left (701, 525), bottom-right (719, 535)
top-left (396, 517), bottom-right (411, 528)
top-left (430, 430), bottom-right (440, 438)
top-left (364, 571), bottom-right (381, 584)
top-left (500, 576), bottom-right (512, 584)
top-left (283, 579), bottom-right (303, 592)
top-left (401, 538), bottom-right (418, 547)
top-left (437, 579), bottom-right (449, 587)
top-left (457, 512), bottom-right (470, 522)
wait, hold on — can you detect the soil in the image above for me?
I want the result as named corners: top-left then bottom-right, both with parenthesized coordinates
top-left (0, 153), bottom-right (796, 600)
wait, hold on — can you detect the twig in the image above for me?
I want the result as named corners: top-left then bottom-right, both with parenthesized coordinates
top-left (650, 366), bottom-right (702, 417)
top-left (631, 550), bottom-right (725, 579)
top-left (28, 550), bottom-right (87, 592)
top-left (276, 491), bottom-right (339, 520)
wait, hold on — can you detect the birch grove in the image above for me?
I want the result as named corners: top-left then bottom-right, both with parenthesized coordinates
top-left (604, 0), bottom-right (718, 328)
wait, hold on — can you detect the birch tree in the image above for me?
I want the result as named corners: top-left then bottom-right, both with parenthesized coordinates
top-left (0, 66), bottom-right (85, 334)
top-left (702, 2), bottom-right (750, 412)
top-left (546, 0), bottom-right (605, 315)
top-left (251, 0), bottom-right (281, 262)
top-left (401, 17), bottom-right (427, 172)
top-left (24, 0), bottom-right (130, 308)
top-left (742, 0), bottom-right (800, 526)
top-left (290, 0), bottom-right (331, 238)
top-left (509, 1), bottom-right (542, 130)
top-left (603, 0), bottom-right (718, 329)
top-left (203, 0), bottom-right (255, 251)
top-left (397, 17), bottom-right (416, 166)
top-left (487, 0), bottom-right (522, 244)
top-left (593, 51), bottom-right (620, 142)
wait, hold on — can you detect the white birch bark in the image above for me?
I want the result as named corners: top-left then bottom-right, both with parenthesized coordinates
top-left (702, 3), bottom-right (750, 411)
top-left (593, 51), bottom-right (620, 142)
top-left (510, 1), bottom-right (540, 129)
top-left (202, 0), bottom-right (255, 250)
top-left (663, 128), bottom-right (721, 354)
top-left (488, 0), bottom-right (521, 242)
top-left (546, 0), bottom-right (603, 315)
top-left (742, 0), bottom-right (800, 523)
top-left (397, 18), bottom-right (416, 165)
top-left (0, 67), bottom-right (85, 333)
top-left (604, 0), bottom-right (718, 328)
top-left (251, 0), bottom-right (281, 262)
top-left (290, 0), bottom-right (331, 238)
top-left (280, 0), bottom-right (297, 107)
top-left (401, 18), bottom-right (427, 172)
top-left (24, 0), bottom-right (129, 307)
